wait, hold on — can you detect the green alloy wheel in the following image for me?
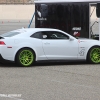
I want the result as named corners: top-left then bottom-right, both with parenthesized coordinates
top-left (88, 46), bottom-right (100, 64)
top-left (16, 48), bottom-right (35, 67)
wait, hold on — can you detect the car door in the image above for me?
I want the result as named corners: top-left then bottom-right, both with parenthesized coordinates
top-left (41, 31), bottom-right (79, 60)
top-left (30, 32), bottom-right (47, 60)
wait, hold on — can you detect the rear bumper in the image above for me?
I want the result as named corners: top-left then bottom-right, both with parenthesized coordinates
top-left (0, 54), bottom-right (13, 63)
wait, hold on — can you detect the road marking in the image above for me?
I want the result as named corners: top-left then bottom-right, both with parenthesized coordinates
top-left (0, 95), bottom-right (23, 100)
top-left (9, 96), bottom-right (23, 100)
top-left (0, 96), bottom-right (23, 100)
top-left (49, 79), bottom-right (94, 89)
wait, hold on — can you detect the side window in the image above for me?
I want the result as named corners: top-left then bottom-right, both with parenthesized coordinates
top-left (30, 32), bottom-right (42, 39)
top-left (41, 31), bottom-right (69, 39)
top-left (51, 31), bottom-right (69, 39)
top-left (41, 31), bottom-right (50, 39)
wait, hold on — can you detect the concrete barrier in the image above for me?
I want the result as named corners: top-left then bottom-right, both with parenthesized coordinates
top-left (0, 5), bottom-right (35, 20)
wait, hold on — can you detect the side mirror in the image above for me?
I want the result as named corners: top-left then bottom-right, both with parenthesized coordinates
top-left (69, 37), bottom-right (74, 41)
top-left (96, 3), bottom-right (100, 18)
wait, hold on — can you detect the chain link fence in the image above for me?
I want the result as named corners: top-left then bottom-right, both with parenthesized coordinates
top-left (0, 0), bottom-right (34, 4)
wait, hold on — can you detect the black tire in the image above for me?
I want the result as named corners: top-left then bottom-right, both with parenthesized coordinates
top-left (87, 46), bottom-right (100, 64)
top-left (16, 48), bottom-right (35, 67)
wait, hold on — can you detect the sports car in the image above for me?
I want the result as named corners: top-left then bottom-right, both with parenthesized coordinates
top-left (0, 28), bottom-right (100, 67)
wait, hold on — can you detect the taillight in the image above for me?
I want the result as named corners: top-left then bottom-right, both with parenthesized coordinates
top-left (0, 41), bottom-right (6, 45)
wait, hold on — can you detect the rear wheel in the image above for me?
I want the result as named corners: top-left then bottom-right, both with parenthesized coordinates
top-left (87, 46), bottom-right (100, 64)
top-left (16, 48), bottom-right (35, 67)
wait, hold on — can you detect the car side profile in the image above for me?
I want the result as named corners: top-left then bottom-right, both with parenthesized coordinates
top-left (0, 28), bottom-right (100, 67)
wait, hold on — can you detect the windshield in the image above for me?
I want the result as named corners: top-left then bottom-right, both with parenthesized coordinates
top-left (0, 32), bottom-right (20, 37)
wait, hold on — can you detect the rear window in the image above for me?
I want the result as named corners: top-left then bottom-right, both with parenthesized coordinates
top-left (0, 32), bottom-right (20, 37)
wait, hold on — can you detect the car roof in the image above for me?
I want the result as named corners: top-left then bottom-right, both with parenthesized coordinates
top-left (13, 28), bottom-right (62, 33)
top-left (8, 28), bottom-right (65, 37)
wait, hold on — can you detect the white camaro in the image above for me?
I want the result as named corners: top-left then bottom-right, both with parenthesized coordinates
top-left (0, 28), bottom-right (100, 66)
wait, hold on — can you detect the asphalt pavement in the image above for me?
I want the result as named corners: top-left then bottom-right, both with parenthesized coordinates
top-left (0, 20), bottom-right (35, 34)
top-left (0, 62), bottom-right (100, 100)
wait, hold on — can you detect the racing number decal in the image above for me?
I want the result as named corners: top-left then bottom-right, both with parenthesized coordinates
top-left (79, 49), bottom-right (85, 56)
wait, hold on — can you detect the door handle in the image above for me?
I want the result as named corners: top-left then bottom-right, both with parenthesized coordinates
top-left (44, 42), bottom-right (50, 45)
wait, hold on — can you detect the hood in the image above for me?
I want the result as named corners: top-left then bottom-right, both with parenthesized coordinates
top-left (77, 37), bottom-right (99, 42)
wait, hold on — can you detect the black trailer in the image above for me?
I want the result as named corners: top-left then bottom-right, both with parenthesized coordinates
top-left (34, 0), bottom-right (100, 39)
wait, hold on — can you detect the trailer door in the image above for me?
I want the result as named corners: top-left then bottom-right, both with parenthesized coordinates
top-left (35, 3), bottom-right (89, 38)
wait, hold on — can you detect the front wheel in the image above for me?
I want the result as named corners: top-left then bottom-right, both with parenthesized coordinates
top-left (16, 48), bottom-right (35, 67)
top-left (87, 46), bottom-right (100, 64)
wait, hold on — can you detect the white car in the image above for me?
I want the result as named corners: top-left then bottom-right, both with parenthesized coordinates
top-left (0, 28), bottom-right (100, 67)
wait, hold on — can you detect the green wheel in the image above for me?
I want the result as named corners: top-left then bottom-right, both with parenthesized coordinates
top-left (87, 46), bottom-right (100, 64)
top-left (16, 48), bottom-right (35, 67)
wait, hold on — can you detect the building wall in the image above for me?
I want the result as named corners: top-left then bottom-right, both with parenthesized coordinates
top-left (0, 5), bottom-right (35, 20)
